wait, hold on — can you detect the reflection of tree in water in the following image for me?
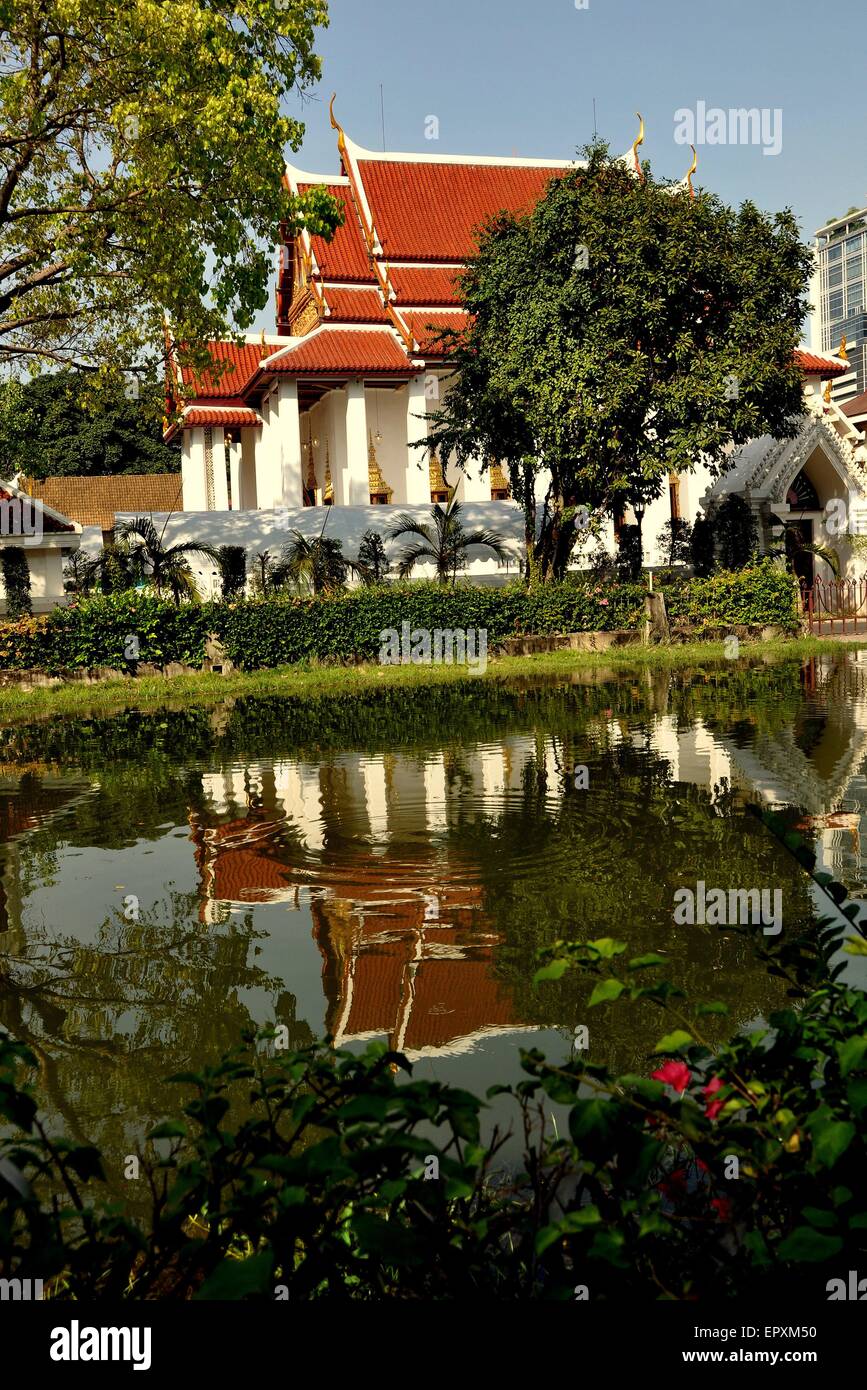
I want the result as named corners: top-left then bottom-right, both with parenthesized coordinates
top-left (458, 738), bottom-right (815, 1075)
top-left (0, 888), bottom-right (314, 1203)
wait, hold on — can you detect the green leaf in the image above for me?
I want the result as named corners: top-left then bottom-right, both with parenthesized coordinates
top-left (586, 938), bottom-right (627, 959)
top-left (627, 953), bottom-right (667, 971)
top-left (801, 1207), bottom-right (836, 1229)
top-left (807, 1114), bottom-right (856, 1168)
top-left (588, 978), bottom-right (625, 1007)
top-left (837, 1036), bottom-right (867, 1077)
top-left (533, 959), bottom-right (569, 984)
top-left (195, 1250), bottom-right (275, 1301)
top-left (847, 1079), bottom-right (867, 1116)
top-left (777, 1227), bottom-right (842, 1263)
top-left (651, 1030), bottom-right (694, 1054)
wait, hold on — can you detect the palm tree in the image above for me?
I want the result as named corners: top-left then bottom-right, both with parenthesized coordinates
top-left (117, 516), bottom-right (219, 603)
top-left (387, 494), bottom-right (509, 583)
top-left (278, 530), bottom-right (348, 595)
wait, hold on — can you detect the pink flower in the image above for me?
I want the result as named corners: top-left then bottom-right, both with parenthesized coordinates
top-left (599, 598), bottom-right (609, 606)
top-left (652, 1060), bottom-right (691, 1094)
top-left (703, 1076), bottom-right (725, 1120)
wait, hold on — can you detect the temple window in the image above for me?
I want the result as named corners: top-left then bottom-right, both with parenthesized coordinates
top-left (786, 470), bottom-right (820, 510)
top-left (669, 474), bottom-right (681, 521)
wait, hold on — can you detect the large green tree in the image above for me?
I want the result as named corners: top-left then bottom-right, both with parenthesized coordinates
top-left (0, 369), bottom-right (179, 476)
top-left (427, 142), bottom-right (813, 582)
top-left (0, 0), bottom-right (341, 375)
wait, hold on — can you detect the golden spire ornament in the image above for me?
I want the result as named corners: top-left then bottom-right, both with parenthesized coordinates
top-left (429, 449), bottom-right (448, 495)
top-left (685, 144), bottom-right (697, 198)
top-left (368, 433), bottom-right (392, 501)
top-left (631, 112), bottom-right (645, 179)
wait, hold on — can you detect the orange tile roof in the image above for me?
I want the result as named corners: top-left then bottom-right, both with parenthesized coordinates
top-left (390, 266), bottom-right (464, 306)
top-left (179, 341), bottom-right (283, 398)
top-left (180, 402), bottom-right (263, 429)
top-left (405, 310), bottom-right (470, 356)
top-left (267, 327), bottom-right (415, 376)
top-left (323, 287), bottom-right (389, 323)
top-left (25, 474), bottom-right (182, 530)
top-left (298, 183), bottom-right (375, 283)
top-left (794, 349), bottom-right (848, 377)
top-left (356, 159), bottom-right (568, 262)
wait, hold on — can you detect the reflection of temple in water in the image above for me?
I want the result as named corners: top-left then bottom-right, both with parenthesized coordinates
top-left (188, 744), bottom-right (550, 1057)
top-left (640, 654), bottom-right (867, 894)
top-left (186, 662), bottom-right (867, 1048)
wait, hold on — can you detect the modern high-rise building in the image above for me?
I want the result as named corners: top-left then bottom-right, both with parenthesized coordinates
top-left (812, 207), bottom-right (867, 401)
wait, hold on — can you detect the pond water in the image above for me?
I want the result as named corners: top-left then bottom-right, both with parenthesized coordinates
top-left (2, 650), bottom-right (867, 1179)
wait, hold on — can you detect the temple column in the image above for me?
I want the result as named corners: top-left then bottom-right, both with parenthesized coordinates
top-left (227, 436), bottom-right (241, 510)
top-left (239, 428), bottom-right (258, 509)
top-left (209, 426), bottom-right (229, 511)
top-left (279, 379), bottom-right (304, 508)
top-left (181, 428), bottom-right (208, 511)
top-left (255, 386), bottom-right (281, 509)
top-left (345, 379), bottom-right (370, 505)
top-left (404, 375), bottom-right (431, 504)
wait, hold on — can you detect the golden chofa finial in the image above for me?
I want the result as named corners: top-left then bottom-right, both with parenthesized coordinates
top-left (685, 144), bottom-right (697, 198)
top-left (823, 380), bottom-right (833, 405)
top-left (329, 91), bottom-right (348, 162)
top-left (631, 112), bottom-right (645, 180)
top-left (838, 334), bottom-right (849, 363)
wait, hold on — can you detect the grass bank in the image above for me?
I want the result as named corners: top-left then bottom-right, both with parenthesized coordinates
top-left (0, 635), bottom-right (860, 727)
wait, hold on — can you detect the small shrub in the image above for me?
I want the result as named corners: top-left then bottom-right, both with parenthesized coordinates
top-left (691, 513), bottom-right (716, 577)
top-left (656, 517), bottom-right (692, 568)
top-left (615, 525), bottom-right (643, 582)
top-left (217, 546), bottom-right (247, 601)
top-left (716, 496), bottom-right (757, 571)
top-left (0, 547), bottom-right (31, 617)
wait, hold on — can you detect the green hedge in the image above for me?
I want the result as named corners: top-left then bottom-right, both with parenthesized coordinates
top-left (213, 580), bottom-right (646, 668)
top-left (0, 591), bottom-right (213, 674)
top-left (663, 560), bottom-right (800, 632)
top-left (0, 567), bottom-right (799, 674)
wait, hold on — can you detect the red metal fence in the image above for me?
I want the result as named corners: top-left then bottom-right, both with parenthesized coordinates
top-left (801, 577), bottom-right (867, 634)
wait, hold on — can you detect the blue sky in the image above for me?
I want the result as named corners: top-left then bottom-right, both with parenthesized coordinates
top-left (287, 0), bottom-right (865, 239)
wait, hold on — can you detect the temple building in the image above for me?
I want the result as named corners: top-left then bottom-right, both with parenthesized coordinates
top-left (163, 99), bottom-right (579, 523)
top-left (151, 106), bottom-right (855, 579)
top-left (3, 109), bottom-right (855, 589)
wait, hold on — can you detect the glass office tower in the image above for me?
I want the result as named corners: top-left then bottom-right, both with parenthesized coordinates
top-left (815, 208), bottom-right (867, 400)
